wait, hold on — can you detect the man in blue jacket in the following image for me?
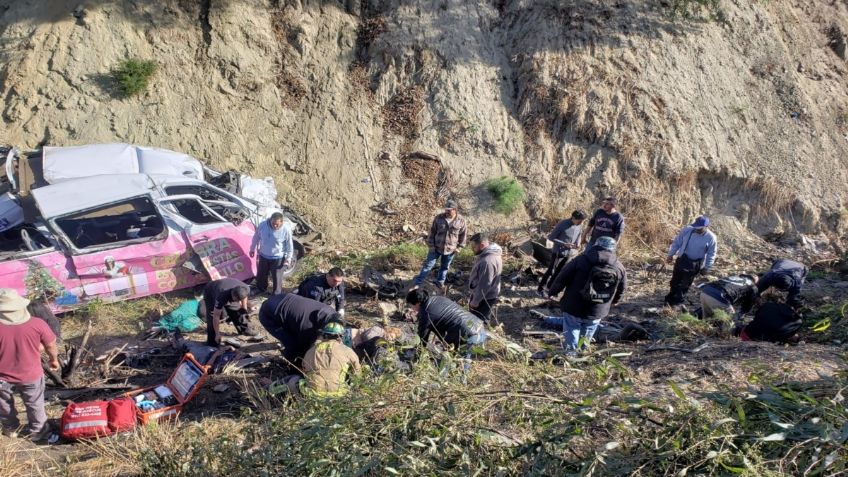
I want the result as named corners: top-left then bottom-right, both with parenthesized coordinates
top-left (249, 212), bottom-right (293, 295)
top-left (664, 216), bottom-right (717, 307)
top-left (757, 259), bottom-right (808, 309)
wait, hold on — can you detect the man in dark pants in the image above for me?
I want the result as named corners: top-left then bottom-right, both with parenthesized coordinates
top-left (664, 216), bottom-right (717, 307)
top-left (538, 210), bottom-right (586, 296)
top-left (756, 258), bottom-right (808, 309)
top-left (581, 197), bottom-right (624, 249)
top-left (203, 278), bottom-right (259, 346)
top-left (258, 293), bottom-right (341, 369)
top-left (249, 212), bottom-right (293, 295)
top-left (297, 267), bottom-right (346, 317)
top-left (467, 233), bottom-right (502, 323)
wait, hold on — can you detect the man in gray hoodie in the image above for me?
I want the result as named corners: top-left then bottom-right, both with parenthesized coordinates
top-left (467, 233), bottom-right (502, 323)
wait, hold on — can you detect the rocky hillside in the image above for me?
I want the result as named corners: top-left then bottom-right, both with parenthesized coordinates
top-left (2, 0), bottom-right (847, 248)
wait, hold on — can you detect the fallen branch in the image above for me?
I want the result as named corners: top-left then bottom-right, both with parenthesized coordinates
top-left (645, 342), bottom-right (709, 354)
top-left (63, 320), bottom-right (92, 384)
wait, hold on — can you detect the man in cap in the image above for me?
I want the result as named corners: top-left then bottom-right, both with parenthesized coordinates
top-left (581, 197), bottom-right (625, 249)
top-left (0, 289), bottom-right (59, 441)
top-left (249, 212), bottom-right (294, 295)
top-left (414, 199), bottom-right (468, 289)
top-left (664, 216), bottom-right (718, 308)
top-left (203, 278), bottom-right (261, 347)
top-left (548, 236), bottom-right (627, 356)
top-left (756, 259), bottom-right (808, 309)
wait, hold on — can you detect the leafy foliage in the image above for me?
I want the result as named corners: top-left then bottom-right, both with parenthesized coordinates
top-left (113, 58), bottom-right (157, 97)
top-left (485, 176), bottom-right (525, 215)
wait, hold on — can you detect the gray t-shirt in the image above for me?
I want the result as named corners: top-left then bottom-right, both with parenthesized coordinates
top-left (548, 219), bottom-right (582, 256)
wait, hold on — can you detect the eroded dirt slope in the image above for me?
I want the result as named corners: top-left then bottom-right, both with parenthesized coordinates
top-left (1, 0), bottom-right (847, 247)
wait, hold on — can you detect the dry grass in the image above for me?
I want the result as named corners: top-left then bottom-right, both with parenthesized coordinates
top-left (269, 6), bottom-right (308, 108)
top-left (0, 439), bottom-right (58, 477)
top-left (744, 176), bottom-right (797, 220)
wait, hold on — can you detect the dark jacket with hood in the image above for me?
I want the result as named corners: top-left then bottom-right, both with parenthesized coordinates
top-left (259, 293), bottom-right (337, 351)
top-left (417, 296), bottom-right (485, 348)
top-left (757, 259), bottom-right (807, 308)
top-left (468, 243), bottom-right (502, 307)
top-left (548, 247), bottom-right (627, 320)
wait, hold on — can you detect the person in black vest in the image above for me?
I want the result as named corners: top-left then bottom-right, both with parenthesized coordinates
top-left (698, 274), bottom-right (758, 320)
top-left (405, 289), bottom-right (487, 352)
top-left (756, 259), bottom-right (808, 309)
top-left (664, 216), bottom-right (718, 307)
top-left (203, 278), bottom-right (260, 346)
top-left (258, 293), bottom-right (341, 368)
top-left (548, 236), bottom-right (627, 356)
top-left (297, 267), bottom-right (346, 316)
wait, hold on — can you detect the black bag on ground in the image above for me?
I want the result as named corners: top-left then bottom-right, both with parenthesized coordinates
top-left (580, 264), bottom-right (620, 304)
top-left (745, 302), bottom-right (802, 343)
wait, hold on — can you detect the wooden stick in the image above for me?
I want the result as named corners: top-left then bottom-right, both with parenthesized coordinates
top-left (63, 320), bottom-right (92, 383)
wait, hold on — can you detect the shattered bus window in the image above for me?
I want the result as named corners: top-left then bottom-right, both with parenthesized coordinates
top-left (54, 197), bottom-right (166, 249)
top-left (0, 224), bottom-right (51, 255)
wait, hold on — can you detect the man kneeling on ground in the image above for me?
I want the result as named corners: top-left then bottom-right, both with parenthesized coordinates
top-left (698, 274), bottom-right (758, 321)
top-left (204, 278), bottom-right (261, 347)
top-left (548, 236), bottom-right (627, 356)
top-left (406, 289), bottom-right (487, 354)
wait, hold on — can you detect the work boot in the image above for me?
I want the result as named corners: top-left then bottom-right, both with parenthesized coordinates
top-left (28, 425), bottom-right (53, 443)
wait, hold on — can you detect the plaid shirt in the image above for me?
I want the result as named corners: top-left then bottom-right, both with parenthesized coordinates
top-left (426, 213), bottom-right (467, 255)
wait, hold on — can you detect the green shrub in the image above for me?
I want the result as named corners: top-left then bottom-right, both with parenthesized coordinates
top-left (113, 58), bottom-right (157, 97)
top-left (485, 176), bottom-right (525, 215)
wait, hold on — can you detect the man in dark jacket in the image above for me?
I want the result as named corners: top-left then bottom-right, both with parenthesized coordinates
top-left (414, 199), bottom-right (468, 289)
top-left (698, 274), bottom-right (757, 320)
top-left (297, 267), bottom-right (346, 316)
top-left (203, 278), bottom-right (260, 346)
top-left (757, 259), bottom-right (808, 309)
top-left (405, 289), bottom-right (486, 351)
top-left (538, 210), bottom-right (586, 296)
top-left (548, 236), bottom-right (627, 355)
top-left (258, 293), bottom-right (341, 368)
top-left (581, 197), bottom-right (625, 249)
top-left (467, 233), bottom-right (502, 323)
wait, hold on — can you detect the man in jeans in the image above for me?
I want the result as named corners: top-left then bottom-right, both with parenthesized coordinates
top-left (664, 215), bottom-right (717, 308)
top-left (414, 199), bottom-right (467, 289)
top-left (548, 237), bottom-right (627, 356)
top-left (249, 212), bottom-right (294, 295)
top-left (0, 289), bottom-right (60, 442)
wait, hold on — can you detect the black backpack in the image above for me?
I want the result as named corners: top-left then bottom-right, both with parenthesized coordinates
top-left (580, 263), bottom-right (620, 304)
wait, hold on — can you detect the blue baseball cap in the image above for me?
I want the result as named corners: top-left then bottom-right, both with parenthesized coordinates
top-left (691, 216), bottom-right (710, 228)
top-left (594, 236), bottom-right (617, 251)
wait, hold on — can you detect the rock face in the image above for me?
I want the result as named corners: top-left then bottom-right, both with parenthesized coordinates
top-left (1, 0), bottom-right (847, 247)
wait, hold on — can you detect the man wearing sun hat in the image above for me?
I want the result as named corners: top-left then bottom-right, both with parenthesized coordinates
top-left (664, 215), bottom-right (718, 308)
top-left (0, 289), bottom-right (60, 442)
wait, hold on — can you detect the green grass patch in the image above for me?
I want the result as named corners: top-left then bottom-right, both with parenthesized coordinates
top-left (113, 58), bottom-right (157, 97)
top-left (485, 176), bottom-right (525, 215)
